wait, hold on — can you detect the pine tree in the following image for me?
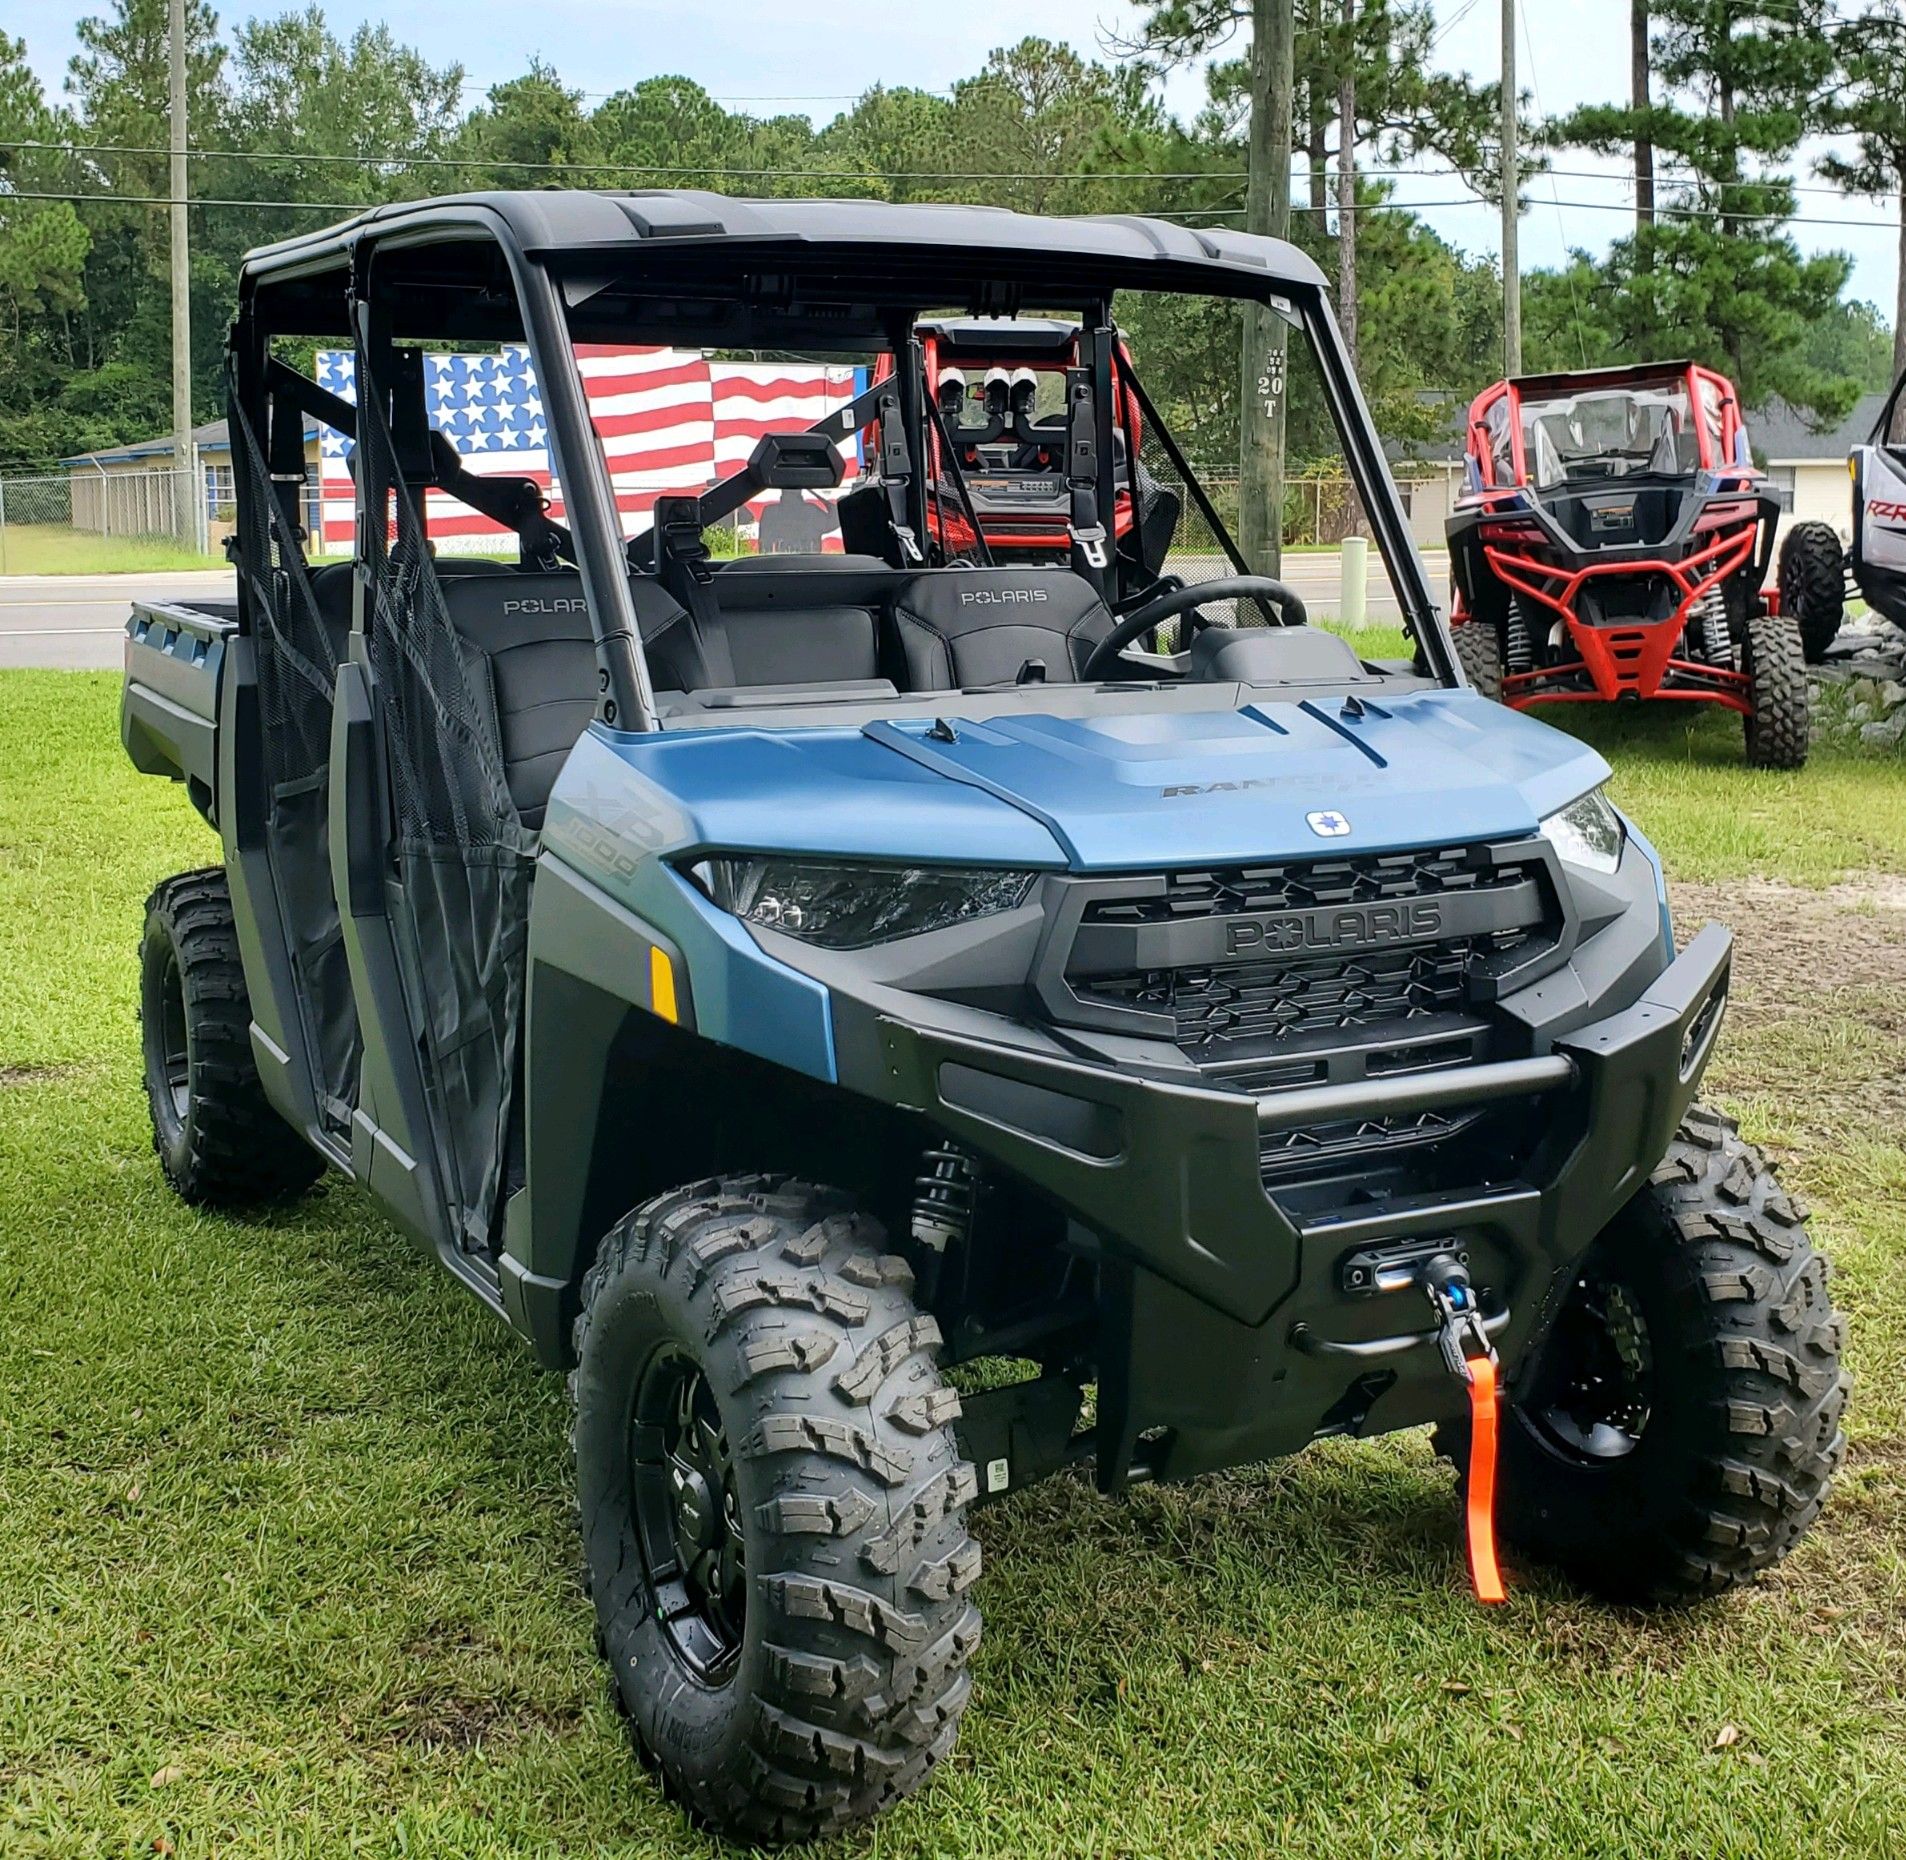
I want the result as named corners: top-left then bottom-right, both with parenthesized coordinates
top-left (1546, 1), bottom-right (1857, 419)
top-left (1127, 0), bottom-right (1494, 562)
top-left (1816, 1), bottom-right (1906, 380)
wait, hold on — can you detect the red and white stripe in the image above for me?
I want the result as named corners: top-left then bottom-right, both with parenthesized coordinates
top-left (318, 346), bottom-right (862, 552)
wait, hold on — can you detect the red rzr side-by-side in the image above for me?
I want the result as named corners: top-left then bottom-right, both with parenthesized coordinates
top-left (1444, 360), bottom-right (1809, 767)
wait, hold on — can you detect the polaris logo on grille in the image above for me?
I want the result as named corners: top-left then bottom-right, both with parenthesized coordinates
top-left (1225, 900), bottom-right (1444, 956)
top-left (959, 587), bottom-right (1049, 605)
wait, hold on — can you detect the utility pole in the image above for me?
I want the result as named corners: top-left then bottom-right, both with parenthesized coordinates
top-left (168, 0), bottom-right (194, 548)
top-left (1337, 0), bottom-right (1359, 374)
top-left (1336, 0), bottom-right (1362, 540)
top-left (1500, 0), bottom-right (1522, 376)
top-left (1238, 0), bottom-right (1295, 577)
top-left (1632, 0), bottom-right (1655, 233)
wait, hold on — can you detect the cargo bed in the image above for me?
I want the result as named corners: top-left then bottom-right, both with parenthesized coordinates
top-left (120, 598), bottom-right (237, 825)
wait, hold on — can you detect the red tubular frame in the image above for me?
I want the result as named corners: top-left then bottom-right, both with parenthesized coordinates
top-left (1485, 521), bottom-right (1759, 715)
top-left (882, 328), bottom-right (1144, 559)
top-left (1452, 361), bottom-right (1771, 718)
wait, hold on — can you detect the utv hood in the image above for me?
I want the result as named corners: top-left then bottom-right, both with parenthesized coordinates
top-left (860, 692), bottom-right (1608, 867)
top-left (575, 689), bottom-right (1609, 871)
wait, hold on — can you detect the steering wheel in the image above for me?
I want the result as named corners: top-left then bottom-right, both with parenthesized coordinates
top-left (1081, 575), bottom-right (1309, 681)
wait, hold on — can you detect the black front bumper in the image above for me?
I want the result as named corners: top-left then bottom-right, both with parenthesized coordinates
top-left (871, 922), bottom-right (1732, 1484)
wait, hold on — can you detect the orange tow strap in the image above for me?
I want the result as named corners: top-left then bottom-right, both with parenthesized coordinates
top-left (1464, 1354), bottom-right (1506, 1604)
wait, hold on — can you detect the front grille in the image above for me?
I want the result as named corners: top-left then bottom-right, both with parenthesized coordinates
top-left (1053, 841), bottom-right (1561, 1190)
top-left (1259, 1100), bottom-right (1543, 1199)
top-left (1259, 1105), bottom-right (1484, 1179)
top-left (1077, 940), bottom-right (1479, 1054)
top-left (1080, 847), bottom-right (1537, 927)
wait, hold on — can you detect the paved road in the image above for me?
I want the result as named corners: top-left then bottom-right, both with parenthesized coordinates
top-left (0, 551), bottom-right (1454, 671)
top-left (0, 570), bottom-right (234, 671)
top-left (1179, 549), bottom-right (1450, 625)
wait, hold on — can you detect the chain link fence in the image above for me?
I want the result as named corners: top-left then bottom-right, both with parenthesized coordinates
top-left (0, 459), bottom-right (1452, 583)
top-left (1183, 474), bottom-right (1454, 550)
top-left (0, 465), bottom-right (241, 574)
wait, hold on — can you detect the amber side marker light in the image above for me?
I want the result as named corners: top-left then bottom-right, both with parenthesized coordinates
top-left (649, 945), bottom-right (679, 1023)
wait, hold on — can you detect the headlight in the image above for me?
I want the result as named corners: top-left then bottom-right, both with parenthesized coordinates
top-left (695, 857), bottom-right (1040, 950)
top-left (1538, 787), bottom-right (1624, 875)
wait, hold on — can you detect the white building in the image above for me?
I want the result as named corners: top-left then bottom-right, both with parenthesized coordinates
top-left (1751, 392), bottom-right (1888, 543)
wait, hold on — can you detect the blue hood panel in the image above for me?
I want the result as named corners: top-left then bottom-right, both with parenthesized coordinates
top-left (581, 723), bottom-right (1070, 866)
top-left (867, 690), bottom-right (1607, 867)
top-left (583, 690), bottom-right (1607, 871)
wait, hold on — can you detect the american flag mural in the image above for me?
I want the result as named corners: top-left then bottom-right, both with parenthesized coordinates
top-left (315, 345), bottom-right (865, 553)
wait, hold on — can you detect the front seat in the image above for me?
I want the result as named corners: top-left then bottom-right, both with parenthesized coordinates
top-left (887, 568), bottom-right (1117, 691)
top-left (439, 573), bottom-right (598, 830)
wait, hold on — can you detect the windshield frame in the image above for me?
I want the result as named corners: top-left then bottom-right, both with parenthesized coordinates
top-left (271, 206), bottom-right (1455, 730)
top-left (1466, 364), bottom-right (1749, 495)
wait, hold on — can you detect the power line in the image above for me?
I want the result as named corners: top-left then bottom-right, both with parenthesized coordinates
top-left (8, 188), bottom-right (378, 212)
top-left (1432, 0), bottom-right (1487, 48)
top-left (6, 185), bottom-right (1889, 229)
top-left (5, 185), bottom-right (1523, 220)
top-left (461, 83), bottom-right (951, 105)
top-left (1505, 163), bottom-right (1900, 204)
top-left (13, 139), bottom-right (1242, 183)
top-left (17, 138), bottom-right (1899, 203)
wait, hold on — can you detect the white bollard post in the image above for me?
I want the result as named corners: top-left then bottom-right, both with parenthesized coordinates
top-left (1338, 533), bottom-right (1368, 630)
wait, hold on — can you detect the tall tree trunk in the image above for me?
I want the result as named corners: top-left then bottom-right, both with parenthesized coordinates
top-left (1308, 96), bottom-right (1329, 227)
top-left (1896, 192), bottom-right (1906, 385)
top-left (1716, 12), bottom-right (1738, 243)
top-left (1240, 0), bottom-right (1296, 577)
top-left (1632, 0), bottom-right (1654, 234)
top-left (1336, 0), bottom-right (1358, 373)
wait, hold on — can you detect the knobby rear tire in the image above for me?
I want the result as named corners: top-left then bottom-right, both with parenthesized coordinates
top-left (139, 868), bottom-right (324, 1206)
top-left (1742, 606), bottom-right (1810, 770)
top-left (1777, 522), bottom-right (1846, 664)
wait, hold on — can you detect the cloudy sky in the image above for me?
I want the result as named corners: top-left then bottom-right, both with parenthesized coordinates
top-left (14, 0), bottom-right (1900, 312)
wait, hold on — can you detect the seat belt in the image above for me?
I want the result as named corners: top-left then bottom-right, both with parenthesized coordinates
top-left (652, 496), bottom-right (737, 690)
top-left (875, 385), bottom-right (924, 567)
top-left (1065, 365), bottom-right (1111, 595)
top-left (266, 380), bottom-right (312, 545)
top-left (922, 384), bottom-right (995, 568)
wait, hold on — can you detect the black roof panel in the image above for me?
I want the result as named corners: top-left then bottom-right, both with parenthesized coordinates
top-left (239, 188), bottom-right (1328, 297)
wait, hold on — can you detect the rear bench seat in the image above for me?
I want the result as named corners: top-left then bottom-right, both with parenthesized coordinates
top-left (639, 559), bottom-right (1115, 693)
top-left (306, 555), bottom-right (1118, 829)
top-left (434, 563), bottom-right (894, 826)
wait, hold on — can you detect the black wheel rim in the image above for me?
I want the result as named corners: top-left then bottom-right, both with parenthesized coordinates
top-left (1523, 1273), bottom-right (1654, 1462)
top-left (152, 942), bottom-right (192, 1127)
top-left (628, 1347), bottom-right (746, 1681)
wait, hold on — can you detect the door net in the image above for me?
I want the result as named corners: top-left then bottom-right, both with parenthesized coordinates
top-left (229, 388), bottom-right (361, 1129)
top-left (354, 373), bottom-right (536, 1253)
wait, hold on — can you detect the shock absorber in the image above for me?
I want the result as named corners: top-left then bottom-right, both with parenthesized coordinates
top-left (1504, 594), bottom-right (1536, 672)
top-left (911, 1143), bottom-right (977, 1255)
top-left (1693, 586), bottom-right (1732, 664)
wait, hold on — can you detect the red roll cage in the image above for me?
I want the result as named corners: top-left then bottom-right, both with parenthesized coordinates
top-left (1462, 361), bottom-right (1754, 497)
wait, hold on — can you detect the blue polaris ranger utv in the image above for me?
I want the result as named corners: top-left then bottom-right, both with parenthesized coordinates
top-left (121, 192), bottom-right (1845, 1842)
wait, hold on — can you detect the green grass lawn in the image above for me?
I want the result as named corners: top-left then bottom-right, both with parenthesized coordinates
top-left (1, 672), bottom-right (1901, 1859)
top-left (0, 524), bottom-right (226, 576)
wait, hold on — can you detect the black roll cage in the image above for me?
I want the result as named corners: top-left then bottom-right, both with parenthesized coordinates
top-left (230, 195), bottom-right (1455, 734)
